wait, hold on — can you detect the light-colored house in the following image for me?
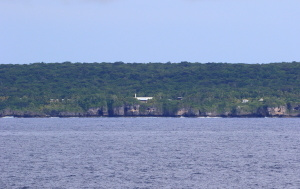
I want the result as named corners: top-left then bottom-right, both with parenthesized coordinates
top-left (50, 99), bottom-right (59, 103)
top-left (242, 99), bottom-right (249, 103)
top-left (135, 93), bottom-right (153, 103)
top-left (258, 98), bottom-right (264, 102)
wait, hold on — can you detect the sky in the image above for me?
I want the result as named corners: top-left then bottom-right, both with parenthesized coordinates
top-left (0, 0), bottom-right (299, 64)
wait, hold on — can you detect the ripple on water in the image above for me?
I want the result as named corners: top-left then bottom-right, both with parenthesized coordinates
top-left (0, 118), bottom-right (299, 188)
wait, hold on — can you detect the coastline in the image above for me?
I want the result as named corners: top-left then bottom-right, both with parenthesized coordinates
top-left (1, 114), bottom-right (299, 118)
top-left (1, 104), bottom-right (300, 118)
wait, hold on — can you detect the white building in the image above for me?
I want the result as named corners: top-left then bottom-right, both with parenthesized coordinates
top-left (135, 93), bottom-right (153, 103)
top-left (242, 99), bottom-right (249, 103)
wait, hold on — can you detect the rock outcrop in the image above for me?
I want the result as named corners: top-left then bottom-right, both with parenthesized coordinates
top-left (124, 105), bottom-right (140, 116)
top-left (1, 104), bottom-right (300, 118)
top-left (0, 109), bottom-right (46, 117)
top-left (58, 112), bottom-right (85, 117)
top-left (139, 106), bottom-right (163, 116)
top-left (267, 106), bottom-right (287, 116)
top-left (176, 108), bottom-right (200, 117)
top-left (86, 106), bottom-right (109, 116)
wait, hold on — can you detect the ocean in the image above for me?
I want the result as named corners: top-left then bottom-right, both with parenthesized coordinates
top-left (0, 117), bottom-right (299, 188)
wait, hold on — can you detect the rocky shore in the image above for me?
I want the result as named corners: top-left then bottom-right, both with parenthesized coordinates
top-left (1, 104), bottom-right (300, 118)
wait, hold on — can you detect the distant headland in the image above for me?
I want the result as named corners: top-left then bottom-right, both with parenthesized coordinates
top-left (1, 62), bottom-right (300, 118)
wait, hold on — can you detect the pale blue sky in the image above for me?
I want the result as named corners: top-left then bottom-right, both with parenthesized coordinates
top-left (0, 0), bottom-right (299, 64)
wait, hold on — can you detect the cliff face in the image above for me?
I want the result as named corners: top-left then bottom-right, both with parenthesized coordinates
top-left (1, 104), bottom-right (300, 118)
top-left (230, 105), bottom-right (300, 117)
top-left (81, 104), bottom-right (300, 117)
top-left (267, 106), bottom-right (287, 116)
top-left (88, 103), bottom-right (300, 117)
top-left (175, 108), bottom-right (200, 117)
top-left (111, 105), bottom-right (164, 116)
top-left (86, 107), bottom-right (109, 116)
top-left (0, 109), bottom-right (47, 117)
top-left (139, 106), bottom-right (163, 116)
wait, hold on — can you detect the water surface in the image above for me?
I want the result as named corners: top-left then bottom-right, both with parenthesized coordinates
top-left (0, 118), bottom-right (299, 188)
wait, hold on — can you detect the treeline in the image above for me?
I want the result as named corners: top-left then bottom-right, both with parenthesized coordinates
top-left (0, 62), bottom-right (300, 116)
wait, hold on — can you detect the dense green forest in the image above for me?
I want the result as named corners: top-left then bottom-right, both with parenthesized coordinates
top-left (0, 62), bottom-right (300, 117)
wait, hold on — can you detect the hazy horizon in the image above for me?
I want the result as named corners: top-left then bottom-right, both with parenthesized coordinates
top-left (1, 0), bottom-right (300, 64)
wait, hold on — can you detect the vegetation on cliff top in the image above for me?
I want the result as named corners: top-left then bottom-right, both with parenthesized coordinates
top-left (0, 62), bottom-right (300, 116)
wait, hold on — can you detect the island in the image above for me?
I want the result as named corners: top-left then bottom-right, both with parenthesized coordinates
top-left (1, 62), bottom-right (300, 118)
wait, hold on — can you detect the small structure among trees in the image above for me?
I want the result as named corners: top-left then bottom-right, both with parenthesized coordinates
top-left (242, 99), bottom-right (249, 103)
top-left (134, 93), bottom-right (153, 103)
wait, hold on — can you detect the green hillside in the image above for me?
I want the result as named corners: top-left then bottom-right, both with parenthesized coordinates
top-left (1, 62), bottom-right (300, 117)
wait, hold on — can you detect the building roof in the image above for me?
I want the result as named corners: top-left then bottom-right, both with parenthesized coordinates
top-left (136, 97), bottom-right (153, 101)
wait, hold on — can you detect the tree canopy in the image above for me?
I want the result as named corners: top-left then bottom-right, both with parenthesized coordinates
top-left (0, 62), bottom-right (299, 116)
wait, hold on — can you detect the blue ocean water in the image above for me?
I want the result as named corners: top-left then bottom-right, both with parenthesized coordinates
top-left (0, 118), bottom-right (299, 189)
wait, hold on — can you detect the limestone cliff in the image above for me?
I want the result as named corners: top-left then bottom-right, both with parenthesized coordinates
top-left (1, 104), bottom-right (300, 118)
top-left (267, 106), bottom-right (287, 116)
top-left (0, 109), bottom-right (46, 117)
top-left (175, 108), bottom-right (200, 117)
top-left (86, 106), bottom-right (109, 116)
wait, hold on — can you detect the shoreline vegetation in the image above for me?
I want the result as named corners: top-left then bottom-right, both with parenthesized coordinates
top-left (1, 62), bottom-right (300, 118)
top-left (0, 116), bottom-right (299, 119)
